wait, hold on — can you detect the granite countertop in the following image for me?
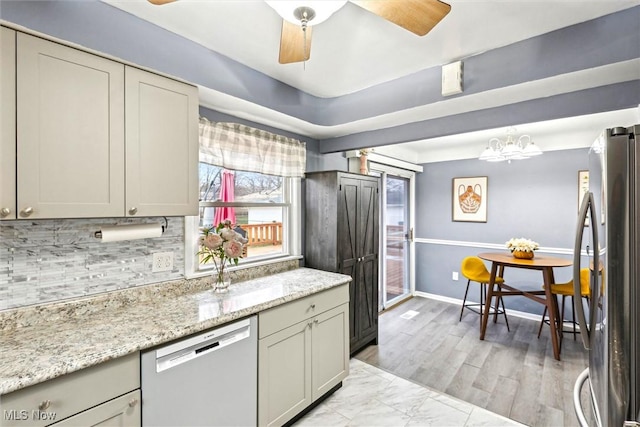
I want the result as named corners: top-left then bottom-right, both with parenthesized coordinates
top-left (0, 267), bottom-right (351, 395)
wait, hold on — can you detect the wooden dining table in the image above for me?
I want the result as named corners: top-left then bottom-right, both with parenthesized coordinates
top-left (477, 252), bottom-right (573, 360)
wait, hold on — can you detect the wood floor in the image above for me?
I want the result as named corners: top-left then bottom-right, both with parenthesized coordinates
top-left (354, 296), bottom-right (592, 427)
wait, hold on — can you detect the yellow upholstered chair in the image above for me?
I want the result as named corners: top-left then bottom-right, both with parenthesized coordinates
top-left (460, 256), bottom-right (509, 331)
top-left (537, 267), bottom-right (591, 339)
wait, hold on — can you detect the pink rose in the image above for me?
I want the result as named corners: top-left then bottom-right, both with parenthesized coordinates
top-left (223, 240), bottom-right (243, 258)
top-left (220, 227), bottom-right (237, 241)
top-left (201, 233), bottom-right (223, 249)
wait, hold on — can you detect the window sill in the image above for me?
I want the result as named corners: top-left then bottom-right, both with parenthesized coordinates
top-left (185, 254), bottom-right (302, 280)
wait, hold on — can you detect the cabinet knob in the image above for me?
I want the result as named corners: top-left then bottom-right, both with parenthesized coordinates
top-left (20, 207), bottom-right (34, 217)
top-left (310, 304), bottom-right (316, 310)
top-left (0, 208), bottom-right (10, 217)
top-left (128, 207), bottom-right (138, 215)
top-left (38, 400), bottom-right (51, 411)
top-left (128, 398), bottom-right (139, 408)
top-left (314, 319), bottom-right (319, 324)
top-left (307, 322), bottom-right (312, 328)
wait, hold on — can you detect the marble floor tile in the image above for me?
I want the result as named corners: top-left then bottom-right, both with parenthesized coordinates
top-left (295, 359), bottom-right (526, 427)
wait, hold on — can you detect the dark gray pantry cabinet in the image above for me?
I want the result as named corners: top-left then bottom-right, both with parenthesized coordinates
top-left (304, 171), bottom-right (379, 355)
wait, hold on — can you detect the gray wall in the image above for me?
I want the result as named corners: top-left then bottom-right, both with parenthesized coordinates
top-left (415, 148), bottom-right (589, 315)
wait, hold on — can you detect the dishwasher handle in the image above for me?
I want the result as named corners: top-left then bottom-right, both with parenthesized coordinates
top-left (155, 318), bottom-right (252, 373)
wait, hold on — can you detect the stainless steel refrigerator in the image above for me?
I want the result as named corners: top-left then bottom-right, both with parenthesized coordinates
top-left (573, 125), bottom-right (639, 427)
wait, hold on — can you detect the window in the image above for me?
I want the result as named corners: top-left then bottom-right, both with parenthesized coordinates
top-left (199, 163), bottom-right (289, 260)
top-left (185, 119), bottom-right (304, 277)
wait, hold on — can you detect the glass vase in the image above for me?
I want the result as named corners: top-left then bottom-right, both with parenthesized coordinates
top-left (213, 270), bottom-right (231, 293)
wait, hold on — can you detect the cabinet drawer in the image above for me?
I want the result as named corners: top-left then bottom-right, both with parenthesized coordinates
top-left (1, 352), bottom-right (139, 427)
top-left (259, 284), bottom-right (348, 339)
top-left (53, 390), bottom-right (140, 427)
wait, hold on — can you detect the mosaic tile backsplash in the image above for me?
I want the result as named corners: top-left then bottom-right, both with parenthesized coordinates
top-left (0, 217), bottom-right (185, 310)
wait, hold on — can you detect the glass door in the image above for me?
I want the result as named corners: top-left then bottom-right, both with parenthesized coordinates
top-left (381, 173), bottom-right (412, 308)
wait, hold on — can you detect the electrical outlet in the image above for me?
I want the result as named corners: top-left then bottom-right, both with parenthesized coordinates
top-left (452, 271), bottom-right (459, 281)
top-left (152, 252), bottom-right (174, 272)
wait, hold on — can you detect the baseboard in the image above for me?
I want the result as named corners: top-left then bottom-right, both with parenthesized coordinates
top-left (413, 291), bottom-right (543, 322)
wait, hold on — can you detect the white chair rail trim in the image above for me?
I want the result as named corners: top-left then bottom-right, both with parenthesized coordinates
top-left (414, 238), bottom-right (589, 257)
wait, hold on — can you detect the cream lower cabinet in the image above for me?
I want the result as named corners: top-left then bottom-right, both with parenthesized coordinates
top-left (53, 390), bottom-right (140, 427)
top-left (1, 353), bottom-right (140, 427)
top-left (258, 284), bottom-right (349, 427)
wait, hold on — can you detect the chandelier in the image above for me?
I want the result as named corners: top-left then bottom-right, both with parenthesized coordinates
top-left (479, 127), bottom-right (543, 162)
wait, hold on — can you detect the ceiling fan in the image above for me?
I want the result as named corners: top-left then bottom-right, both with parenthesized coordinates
top-left (147, 0), bottom-right (451, 64)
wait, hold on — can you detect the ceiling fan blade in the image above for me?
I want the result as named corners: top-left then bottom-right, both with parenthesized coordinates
top-left (351, 0), bottom-right (451, 36)
top-left (147, 0), bottom-right (177, 5)
top-left (278, 20), bottom-right (313, 64)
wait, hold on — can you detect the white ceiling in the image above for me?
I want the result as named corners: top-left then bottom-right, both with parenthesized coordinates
top-left (102, 0), bottom-right (637, 98)
top-left (102, 0), bottom-right (639, 159)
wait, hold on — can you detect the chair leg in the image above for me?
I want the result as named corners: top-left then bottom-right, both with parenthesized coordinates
top-left (459, 279), bottom-right (471, 322)
top-left (500, 295), bottom-right (510, 332)
top-left (571, 296), bottom-right (577, 340)
top-left (560, 295), bottom-right (566, 331)
top-left (492, 284), bottom-right (499, 324)
top-left (537, 306), bottom-right (548, 339)
top-left (479, 282), bottom-right (485, 332)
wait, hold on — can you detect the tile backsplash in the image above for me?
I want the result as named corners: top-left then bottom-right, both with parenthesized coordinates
top-left (0, 217), bottom-right (185, 310)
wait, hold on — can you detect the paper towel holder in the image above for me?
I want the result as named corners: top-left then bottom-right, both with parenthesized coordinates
top-left (94, 217), bottom-right (168, 241)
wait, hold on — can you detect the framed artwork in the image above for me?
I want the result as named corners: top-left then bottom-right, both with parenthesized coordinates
top-left (452, 176), bottom-right (487, 222)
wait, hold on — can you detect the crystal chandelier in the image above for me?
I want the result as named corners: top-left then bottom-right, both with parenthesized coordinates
top-left (479, 127), bottom-right (543, 163)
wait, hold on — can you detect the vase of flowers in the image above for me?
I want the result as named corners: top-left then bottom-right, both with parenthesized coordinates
top-left (198, 220), bottom-right (248, 292)
top-left (506, 237), bottom-right (539, 259)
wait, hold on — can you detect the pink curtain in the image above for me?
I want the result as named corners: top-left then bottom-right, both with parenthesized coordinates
top-left (213, 170), bottom-right (236, 225)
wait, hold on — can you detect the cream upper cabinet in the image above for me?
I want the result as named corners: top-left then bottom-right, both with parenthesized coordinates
top-left (5, 30), bottom-right (198, 219)
top-left (1, 27), bottom-right (16, 220)
top-left (125, 67), bottom-right (199, 217)
top-left (16, 32), bottom-right (125, 219)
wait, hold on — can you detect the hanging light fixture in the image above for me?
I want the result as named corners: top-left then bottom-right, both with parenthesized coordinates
top-left (479, 127), bottom-right (543, 163)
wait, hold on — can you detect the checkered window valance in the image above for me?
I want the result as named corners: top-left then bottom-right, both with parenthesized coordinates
top-left (199, 118), bottom-right (306, 178)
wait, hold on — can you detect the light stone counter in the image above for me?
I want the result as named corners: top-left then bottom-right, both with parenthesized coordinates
top-left (0, 267), bottom-right (351, 395)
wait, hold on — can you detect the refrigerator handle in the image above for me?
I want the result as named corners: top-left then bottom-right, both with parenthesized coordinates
top-left (574, 192), bottom-right (596, 350)
top-left (573, 367), bottom-right (591, 427)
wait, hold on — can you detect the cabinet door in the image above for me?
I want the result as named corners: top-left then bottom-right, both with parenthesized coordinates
top-left (338, 177), bottom-right (360, 348)
top-left (125, 67), bottom-right (198, 217)
top-left (258, 321), bottom-right (311, 427)
top-left (16, 33), bottom-right (125, 219)
top-left (311, 303), bottom-right (349, 401)
top-left (358, 178), bottom-right (379, 343)
top-left (1, 27), bottom-right (16, 220)
top-left (53, 390), bottom-right (140, 427)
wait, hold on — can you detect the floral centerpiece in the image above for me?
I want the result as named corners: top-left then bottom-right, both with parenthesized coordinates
top-left (198, 220), bottom-right (248, 292)
top-left (506, 237), bottom-right (539, 259)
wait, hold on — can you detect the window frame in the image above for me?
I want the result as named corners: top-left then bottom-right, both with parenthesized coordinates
top-left (185, 174), bottom-right (302, 279)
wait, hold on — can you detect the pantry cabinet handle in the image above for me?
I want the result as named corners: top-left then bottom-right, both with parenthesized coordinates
top-left (128, 398), bottom-right (139, 408)
top-left (0, 208), bottom-right (10, 217)
top-left (20, 207), bottom-right (33, 217)
top-left (128, 207), bottom-right (138, 215)
top-left (39, 400), bottom-right (51, 411)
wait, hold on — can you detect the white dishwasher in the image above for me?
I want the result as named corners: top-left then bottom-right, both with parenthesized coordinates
top-left (141, 316), bottom-right (257, 426)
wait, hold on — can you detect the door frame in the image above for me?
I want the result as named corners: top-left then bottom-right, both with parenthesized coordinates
top-left (368, 162), bottom-right (416, 310)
